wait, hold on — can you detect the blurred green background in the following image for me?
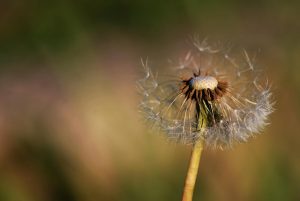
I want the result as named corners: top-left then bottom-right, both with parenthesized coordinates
top-left (0, 1), bottom-right (299, 201)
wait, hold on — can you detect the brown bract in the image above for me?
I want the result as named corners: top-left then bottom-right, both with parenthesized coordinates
top-left (181, 70), bottom-right (228, 102)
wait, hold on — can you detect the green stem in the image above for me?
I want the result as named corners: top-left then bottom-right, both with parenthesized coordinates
top-left (182, 101), bottom-right (207, 201)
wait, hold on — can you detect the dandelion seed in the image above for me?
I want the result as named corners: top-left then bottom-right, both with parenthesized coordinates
top-left (138, 40), bottom-right (274, 149)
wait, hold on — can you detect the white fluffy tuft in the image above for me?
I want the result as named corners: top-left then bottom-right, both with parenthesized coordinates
top-left (137, 40), bottom-right (274, 149)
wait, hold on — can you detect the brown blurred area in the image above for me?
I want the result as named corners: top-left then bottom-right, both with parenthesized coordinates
top-left (0, 1), bottom-right (300, 201)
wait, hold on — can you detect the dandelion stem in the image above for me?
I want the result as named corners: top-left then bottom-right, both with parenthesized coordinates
top-left (182, 139), bottom-right (204, 201)
top-left (182, 102), bottom-right (207, 201)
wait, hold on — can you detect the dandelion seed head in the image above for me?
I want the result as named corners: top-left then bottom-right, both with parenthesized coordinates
top-left (137, 39), bottom-right (274, 149)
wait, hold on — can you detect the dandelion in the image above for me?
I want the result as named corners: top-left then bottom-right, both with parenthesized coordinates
top-left (137, 39), bottom-right (274, 201)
